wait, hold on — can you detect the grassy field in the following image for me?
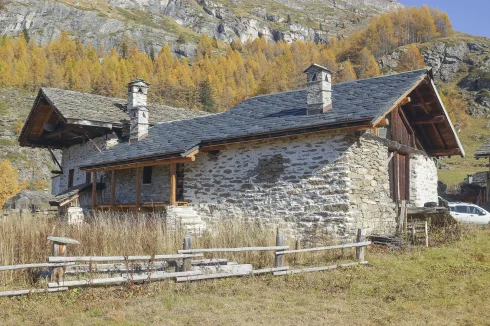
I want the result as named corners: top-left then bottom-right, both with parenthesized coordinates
top-left (439, 115), bottom-right (490, 186)
top-left (0, 213), bottom-right (489, 325)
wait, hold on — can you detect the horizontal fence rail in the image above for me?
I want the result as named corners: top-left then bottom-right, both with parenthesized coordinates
top-left (276, 241), bottom-right (372, 255)
top-left (49, 253), bottom-right (203, 263)
top-left (49, 271), bottom-right (201, 288)
top-left (0, 287), bottom-right (69, 298)
top-left (0, 262), bottom-right (75, 272)
top-left (178, 246), bottom-right (289, 254)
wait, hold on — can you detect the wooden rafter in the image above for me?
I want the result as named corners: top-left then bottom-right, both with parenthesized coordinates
top-left (413, 115), bottom-right (445, 125)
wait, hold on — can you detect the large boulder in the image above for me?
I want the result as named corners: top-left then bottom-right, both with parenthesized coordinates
top-left (3, 190), bottom-right (53, 213)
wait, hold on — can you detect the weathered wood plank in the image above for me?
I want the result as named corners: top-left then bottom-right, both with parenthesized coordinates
top-left (191, 259), bottom-right (228, 266)
top-left (49, 253), bottom-right (203, 263)
top-left (170, 163), bottom-right (177, 206)
top-left (252, 266), bottom-right (289, 275)
top-left (178, 246), bottom-right (289, 254)
top-left (0, 287), bottom-right (68, 298)
top-left (64, 262), bottom-right (168, 275)
top-left (356, 229), bottom-right (366, 262)
top-left (277, 242), bottom-right (371, 255)
top-left (0, 262), bottom-right (75, 272)
top-left (48, 270), bottom-right (201, 288)
top-left (274, 232), bottom-right (285, 268)
top-left (191, 264), bottom-right (253, 275)
top-left (273, 262), bottom-right (367, 276)
top-left (175, 271), bottom-right (251, 282)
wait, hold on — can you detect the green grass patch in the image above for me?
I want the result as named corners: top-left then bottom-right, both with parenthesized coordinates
top-left (439, 116), bottom-right (490, 186)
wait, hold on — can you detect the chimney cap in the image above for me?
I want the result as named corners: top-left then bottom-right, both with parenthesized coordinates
top-left (128, 78), bottom-right (151, 87)
top-left (303, 63), bottom-right (332, 74)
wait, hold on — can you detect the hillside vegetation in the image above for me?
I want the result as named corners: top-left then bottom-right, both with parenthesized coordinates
top-left (0, 4), bottom-right (488, 191)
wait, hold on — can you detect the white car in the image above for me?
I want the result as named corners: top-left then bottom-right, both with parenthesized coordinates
top-left (448, 202), bottom-right (490, 225)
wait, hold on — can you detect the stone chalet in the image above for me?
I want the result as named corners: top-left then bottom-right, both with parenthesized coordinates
top-left (19, 65), bottom-right (464, 239)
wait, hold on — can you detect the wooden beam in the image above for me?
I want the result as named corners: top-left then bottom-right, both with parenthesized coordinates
top-left (83, 156), bottom-right (195, 172)
top-left (413, 115), bottom-right (445, 125)
top-left (48, 148), bottom-right (63, 172)
top-left (91, 171), bottom-right (97, 210)
top-left (399, 97), bottom-right (411, 106)
top-left (428, 148), bottom-right (461, 156)
top-left (170, 163), bottom-right (177, 206)
top-left (432, 123), bottom-right (447, 149)
top-left (362, 133), bottom-right (427, 157)
top-left (135, 167), bottom-right (142, 212)
top-left (374, 118), bottom-right (389, 127)
top-left (110, 170), bottom-right (116, 208)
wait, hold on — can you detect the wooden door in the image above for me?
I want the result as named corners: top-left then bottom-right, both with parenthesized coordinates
top-left (390, 152), bottom-right (410, 202)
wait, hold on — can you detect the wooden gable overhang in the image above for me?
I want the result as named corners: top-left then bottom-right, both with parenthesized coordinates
top-left (373, 73), bottom-right (464, 158)
top-left (19, 89), bottom-right (125, 149)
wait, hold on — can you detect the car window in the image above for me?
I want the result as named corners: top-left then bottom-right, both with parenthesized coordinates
top-left (449, 206), bottom-right (455, 211)
top-left (455, 206), bottom-right (468, 213)
top-left (469, 206), bottom-right (483, 215)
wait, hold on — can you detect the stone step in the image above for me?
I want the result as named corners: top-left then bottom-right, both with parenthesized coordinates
top-left (179, 218), bottom-right (204, 225)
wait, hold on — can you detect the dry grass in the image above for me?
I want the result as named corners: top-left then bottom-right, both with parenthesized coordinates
top-left (0, 212), bottom-right (347, 287)
top-left (0, 224), bottom-right (489, 325)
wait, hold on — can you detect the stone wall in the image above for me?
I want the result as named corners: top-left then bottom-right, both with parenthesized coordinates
top-left (409, 154), bottom-right (438, 207)
top-left (346, 135), bottom-right (397, 236)
top-left (55, 136), bottom-right (113, 195)
top-left (184, 131), bottom-right (361, 239)
top-left (100, 165), bottom-right (171, 204)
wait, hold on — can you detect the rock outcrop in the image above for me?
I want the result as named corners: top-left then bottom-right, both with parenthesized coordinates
top-left (0, 0), bottom-right (401, 55)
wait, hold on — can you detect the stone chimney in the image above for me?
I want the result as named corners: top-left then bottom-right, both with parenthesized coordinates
top-left (304, 64), bottom-right (333, 115)
top-left (128, 78), bottom-right (150, 141)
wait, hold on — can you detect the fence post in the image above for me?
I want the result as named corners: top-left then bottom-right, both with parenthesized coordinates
top-left (182, 236), bottom-right (192, 272)
top-left (274, 230), bottom-right (285, 268)
top-left (47, 236), bottom-right (80, 282)
top-left (411, 226), bottom-right (417, 246)
top-left (355, 228), bottom-right (366, 263)
top-left (424, 221), bottom-right (429, 248)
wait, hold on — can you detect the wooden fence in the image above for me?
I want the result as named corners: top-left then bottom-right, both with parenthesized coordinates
top-left (0, 229), bottom-right (371, 298)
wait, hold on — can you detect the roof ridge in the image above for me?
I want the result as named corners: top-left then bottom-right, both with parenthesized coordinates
top-left (333, 67), bottom-right (430, 86)
top-left (238, 68), bottom-right (429, 102)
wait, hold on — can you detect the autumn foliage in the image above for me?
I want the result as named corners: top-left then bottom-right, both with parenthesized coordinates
top-left (0, 160), bottom-right (23, 209)
top-left (0, 6), bottom-right (452, 114)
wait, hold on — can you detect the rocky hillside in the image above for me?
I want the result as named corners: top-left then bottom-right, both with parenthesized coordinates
top-left (0, 88), bottom-right (55, 192)
top-left (0, 0), bottom-right (400, 56)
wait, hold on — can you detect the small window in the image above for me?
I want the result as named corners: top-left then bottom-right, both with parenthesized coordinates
top-left (142, 166), bottom-right (152, 184)
top-left (68, 169), bottom-right (75, 188)
top-left (85, 172), bottom-right (91, 184)
top-left (455, 206), bottom-right (468, 213)
top-left (469, 206), bottom-right (482, 215)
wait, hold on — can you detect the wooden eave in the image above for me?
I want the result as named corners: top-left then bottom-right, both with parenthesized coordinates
top-left (373, 71), bottom-right (464, 158)
top-left (81, 149), bottom-right (199, 172)
top-left (19, 90), bottom-right (123, 149)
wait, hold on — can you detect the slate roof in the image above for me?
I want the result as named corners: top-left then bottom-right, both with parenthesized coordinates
top-left (79, 68), bottom-right (430, 169)
top-left (41, 88), bottom-right (208, 124)
top-left (465, 172), bottom-right (487, 188)
top-left (50, 182), bottom-right (105, 206)
top-left (475, 138), bottom-right (490, 158)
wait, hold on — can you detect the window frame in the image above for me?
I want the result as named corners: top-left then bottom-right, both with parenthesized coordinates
top-left (142, 166), bottom-right (152, 185)
top-left (68, 169), bottom-right (75, 188)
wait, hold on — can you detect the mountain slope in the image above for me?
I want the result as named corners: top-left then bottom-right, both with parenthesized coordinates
top-left (0, 0), bottom-right (400, 55)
